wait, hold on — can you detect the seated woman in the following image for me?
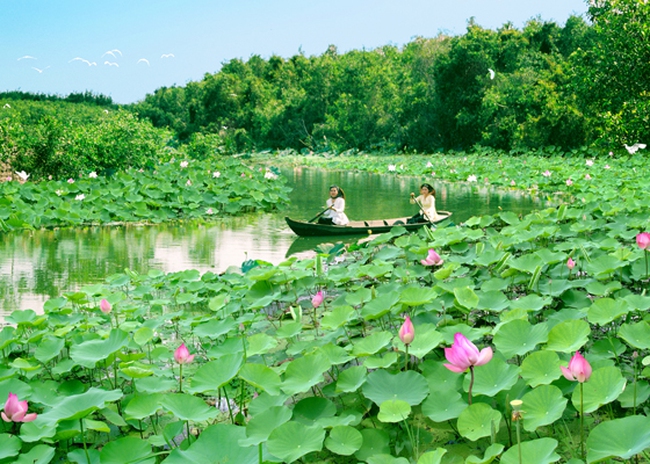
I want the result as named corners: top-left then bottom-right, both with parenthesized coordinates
top-left (408, 183), bottom-right (437, 224)
top-left (318, 185), bottom-right (349, 225)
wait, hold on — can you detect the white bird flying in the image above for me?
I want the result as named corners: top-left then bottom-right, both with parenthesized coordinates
top-left (69, 57), bottom-right (97, 66)
top-left (102, 49), bottom-right (122, 58)
top-left (17, 55), bottom-right (36, 61)
top-left (624, 143), bottom-right (647, 154)
top-left (488, 68), bottom-right (495, 80)
top-left (32, 66), bottom-right (50, 73)
top-left (161, 53), bottom-right (175, 59)
top-left (137, 58), bottom-right (150, 66)
top-left (104, 61), bottom-right (119, 67)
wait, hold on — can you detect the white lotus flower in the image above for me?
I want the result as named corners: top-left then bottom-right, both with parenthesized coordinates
top-left (467, 175), bottom-right (477, 182)
top-left (388, 164), bottom-right (396, 172)
top-left (180, 160), bottom-right (189, 168)
top-left (213, 171), bottom-right (221, 178)
top-left (89, 171), bottom-right (98, 178)
top-left (75, 194), bottom-right (85, 201)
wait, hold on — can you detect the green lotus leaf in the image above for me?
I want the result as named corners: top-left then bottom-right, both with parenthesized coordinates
top-left (500, 438), bottom-right (560, 464)
top-left (133, 327), bottom-right (154, 346)
top-left (362, 293), bottom-right (401, 320)
top-left (267, 421), bottom-right (325, 463)
top-left (275, 321), bottom-right (303, 339)
top-left (476, 290), bottom-right (510, 312)
top-left (69, 329), bottom-right (129, 368)
top-left (193, 318), bottom-right (238, 339)
top-left (99, 436), bottom-right (154, 464)
top-left (587, 297), bottom-right (630, 326)
top-left (351, 331), bottom-right (393, 356)
top-left (187, 353), bottom-right (243, 393)
top-left (400, 324), bottom-right (443, 358)
top-left (245, 333), bottom-right (278, 357)
top-left (119, 361), bottom-right (154, 379)
top-left (617, 380), bottom-right (650, 408)
top-left (321, 305), bottom-right (355, 329)
top-left (464, 443), bottom-right (505, 463)
top-left (421, 360), bottom-right (463, 392)
top-left (362, 369), bottom-right (429, 406)
top-left (521, 385), bottom-right (567, 432)
top-left (367, 455), bottom-right (410, 464)
top-left (585, 254), bottom-right (625, 280)
top-left (12, 444), bottom-right (56, 464)
top-left (378, 399), bottom-right (412, 423)
top-left (336, 366), bottom-right (368, 393)
top-left (454, 286), bottom-right (479, 310)
top-left (318, 343), bottom-right (354, 365)
top-left (509, 294), bottom-right (553, 312)
top-left (619, 321), bottom-right (650, 350)
top-left (546, 319), bottom-right (590, 353)
top-left (239, 405), bottom-right (292, 447)
top-left (421, 388), bottom-right (466, 422)
top-left (354, 428), bottom-right (391, 462)
top-left (293, 397), bottom-right (336, 426)
top-left (457, 403), bottom-right (502, 441)
top-left (34, 337), bottom-right (65, 364)
top-left (238, 363), bottom-right (282, 395)
top-left (0, 433), bottom-right (21, 460)
top-left (160, 393), bottom-right (219, 422)
top-left (325, 425), bottom-right (363, 456)
top-left (508, 253), bottom-right (544, 274)
top-left (346, 287), bottom-right (373, 306)
top-left (281, 352), bottom-right (331, 396)
top-left (586, 415), bottom-right (650, 463)
top-left (364, 352), bottom-right (398, 369)
top-left (468, 357), bottom-right (520, 397)
top-left (520, 350), bottom-right (562, 387)
top-left (124, 394), bottom-right (164, 421)
top-left (493, 319), bottom-right (548, 358)
top-left (134, 377), bottom-right (177, 393)
top-left (571, 366), bottom-right (626, 414)
top-left (399, 286), bottom-right (438, 306)
top-left (584, 280), bottom-right (622, 297)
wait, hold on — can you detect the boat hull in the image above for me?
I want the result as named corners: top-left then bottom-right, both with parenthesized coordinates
top-left (285, 212), bottom-right (452, 237)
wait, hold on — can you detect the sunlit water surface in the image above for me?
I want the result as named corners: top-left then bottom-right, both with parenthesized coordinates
top-left (1, 168), bottom-right (548, 315)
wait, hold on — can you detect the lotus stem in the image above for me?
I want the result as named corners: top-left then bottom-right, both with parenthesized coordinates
top-left (468, 366), bottom-right (475, 405)
top-left (178, 364), bottom-right (183, 393)
top-left (580, 382), bottom-right (585, 461)
top-left (80, 418), bottom-right (90, 464)
top-left (645, 250), bottom-right (648, 280)
top-left (404, 344), bottom-right (409, 371)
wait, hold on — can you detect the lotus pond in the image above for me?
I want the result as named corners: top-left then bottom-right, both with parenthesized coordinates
top-left (2, 149), bottom-right (650, 464)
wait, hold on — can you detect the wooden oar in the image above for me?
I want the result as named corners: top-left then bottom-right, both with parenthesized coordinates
top-left (308, 206), bottom-right (331, 223)
top-left (411, 196), bottom-right (433, 223)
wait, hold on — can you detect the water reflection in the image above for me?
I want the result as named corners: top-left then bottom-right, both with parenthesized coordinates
top-left (1, 168), bottom-right (548, 315)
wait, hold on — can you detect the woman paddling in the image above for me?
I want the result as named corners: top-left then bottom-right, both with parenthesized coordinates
top-left (408, 183), bottom-right (437, 224)
top-left (318, 185), bottom-right (349, 225)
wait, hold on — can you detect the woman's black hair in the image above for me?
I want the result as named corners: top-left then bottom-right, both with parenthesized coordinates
top-left (330, 185), bottom-right (345, 199)
top-left (420, 183), bottom-right (435, 196)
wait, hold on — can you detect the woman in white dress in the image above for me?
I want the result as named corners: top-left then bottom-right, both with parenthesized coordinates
top-left (408, 183), bottom-right (437, 223)
top-left (318, 185), bottom-right (349, 225)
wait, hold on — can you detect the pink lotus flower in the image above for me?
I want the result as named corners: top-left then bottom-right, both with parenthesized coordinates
top-left (311, 291), bottom-right (324, 308)
top-left (100, 299), bottom-right (111, 314)
top-left (542, 170), bottom-right (551, 177)
top-left (174, 343), bottom-right (195, 364)
top-left (421, 249), bottom-right (444, 266)
top-left (586, 159), bottom-right (594, 167)
top-left (585, 174), bottom-right (592, 180)
top-left (510, 180), bottom-right (516, 186)
top-left (636, 232), bottom-right (650, 250)
top-left (443, 333), bottom-right (493, 373)
top-left (566, 179), bottom-right (573, 186)
top-left (399, 315), bottom-right (415, 345)
top-left (1, 393), bottom-right (37, 423)
top-left (567, 257), bottom-right (576, 270)
top-left (561, 352), bottom-right (592, 383)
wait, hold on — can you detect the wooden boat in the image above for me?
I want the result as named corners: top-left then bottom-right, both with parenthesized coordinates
top-left (285, 211), bottom-right (452, 237)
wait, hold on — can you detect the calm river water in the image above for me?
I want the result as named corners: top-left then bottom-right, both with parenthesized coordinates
top-left (0, 168), bottom-right (547, 315)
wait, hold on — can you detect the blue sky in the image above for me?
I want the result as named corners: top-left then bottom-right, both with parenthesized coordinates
top-left (1, 0), bottom-right (587, 104)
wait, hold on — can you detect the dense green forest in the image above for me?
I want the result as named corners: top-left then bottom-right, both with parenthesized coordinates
top-left (1, 0), bottom-right (649, 178)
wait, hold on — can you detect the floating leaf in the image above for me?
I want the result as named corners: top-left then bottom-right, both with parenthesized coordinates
top-left (572, 366), bottom-right (626, 414)
top-left (493, 319), bottom-right (548, 358)
top-left (587, 297), bottom-right (630, 326)
top-left (464, 443), bottom-right (505, 464)
top-left (421, 389), bottom-right (466, 422)
top-left (469, 357), bottom-right (520, 397)
top-left (336, 366), bottom-right (367, 393)
top-left (362, 370), bottom-right (429, 406)
top-left (521, 385), bottom-right (567, 432)
top-left (399, 286), bottom-right (438, 306)
top-left (500, 438), bottom-right (560, 464)
top-left (546, 319), bottom-right (590, 353)
top-left (281, 352), bottom-right (331, 396)
top-left (187, 353), bottom-right (243, 393)
top-left (454, 286), bottom-right (479, 310)
top-left (267, 421), bottom-right (325, 463)
top-left (457, 403), bottom-right (502, 441)
top-left (619, 322), bottom-right (650, 350)
top-left (0, 433), bottom-right (21, 459)
top-left (325, 426), bottom-right (363, 456)
top-left (354, 428), bottom-right (391, 462)
top-left (520, 350), bottom-right (562, 387)
top-left (351, 331), bottom-right (393, 356)
top-left (70, 329), bottom-right (129, 368)
top-left (293, 397), bottom-right (336, 426)
top-left (239, 406), bottom-right (292, 447)
top-left (378, 399), bottom-right (412, 423)
top-left (586, 415), bottom-right (650, 463)
top-left (160, 394), bottom-right (219, 422)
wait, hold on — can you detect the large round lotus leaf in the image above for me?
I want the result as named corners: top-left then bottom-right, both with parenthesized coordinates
top-left (336, 365), bottom-right (367, 393)
top-left (239, 405), bottom-right (292, 447)
top-left (416, 448), bottom-right (448, 464)
top-left (366, 455), bottom-right (410, 464)
top-left (281, 352), bottom-right (332, 396)
top-left (69, 329), bottom-right (129, 368)
top-left (100, 437), bottom-right (154, 464)
top-left (165, 424), bottom-right (258, 464)
top-left (520, 350), bottom-right (562, 387)
top-left (493, 319), bottom-right (548, 358)
top-left (618, 321), bottom-right (650, 350)
top-left (454, 286), bottom-right (479, 310)
top-left (464, 443), bottom-right (505, 464)
top-left (186, 353), bottom-right (243, 394)
top-left (362, 369), bottom-right (429, 406)
top-left (238, 363), bottom-right (282, 396)
top-left (571, 366), bottom-right (626, 414)
top-left (546, 319), bottom-right (590, 353)
top-left (267, 421), bottom-right (325, 463)
top-left (0, 434), bottom-right (21, 460)
top-left (354, 428), bottom-right (391, 462)
top-left (160, 393), bottom-right (219, 422)
top-left (457, 402), bottom-right (502, 441)
top-left (521, 385), bottom-right (567, 432)
top-left (476, 290), bottom-right (510, 312)
top-left (293, 397), bottom-right (336, 425)
top-left (399, 324), bottom-right (443, 358)
top-left (467, 357), bottom-right (519, 397)
top-left (352, 331), bottom-right (393, 356)
top-left (318, 343), bottom-right (354, 365)
top-left (124, 393), bottom-right (163, 421)
top-left (585, 254), bottom-right (625, 279)
top-left (586, 415), bottom-right (650, 463)
top-left (500, 437), bottom-right (560, 464)
top-left (420, 360), bottom-right (463, 392)
top-left (12, 444), bottom-right (55, 464)
top-left (364, 352), bottom-right (398, 369)
top-left (421, 389), bottom-right (466, 422)
top-left (587, 297), bottom-right (630, 326)
top-left (509, 294), bottom-right (552, 312)
top-left (378, 399), bottom-right (412, 423)
top-left (325, 425), bottom-right (363, 456)
top-left (245, 333), bottom-right (278, 357)
top-left (321, 305), bottom-right (355, 329)
top-left (399, 286), bottom-right (438, 306)
top-left (617, 380), bottom-right (650, 408)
